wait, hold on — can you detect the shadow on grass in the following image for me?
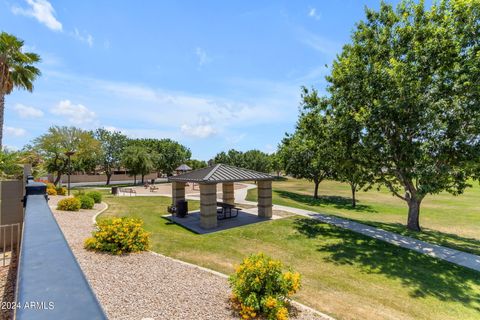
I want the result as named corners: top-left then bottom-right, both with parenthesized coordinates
top-left (362, 221), bottom-right (480, 257)
top-left (276, 190), bottom-right (377, 213)
top-left (293, 218), bottom-right (480, 309)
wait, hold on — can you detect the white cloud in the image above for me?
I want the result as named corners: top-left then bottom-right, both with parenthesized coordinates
top-left (72, 28), bottom-right (94, 47)
top-left (50, 100), bottom-right (96, 124)
top-left (308, 8), bottom-right (321, 20)
top-left (181, 117), bottom-right (217, 139)
top-left (13, 103), bottom-right (44, 118)
top-left (5, 126), bottom-right (27, 137)
top-left (41, 70), bottom-right (299, 141)
top-left (195, 47), bottom-right (211, 67)
top-left (12, 0), bottom-right (62, 31)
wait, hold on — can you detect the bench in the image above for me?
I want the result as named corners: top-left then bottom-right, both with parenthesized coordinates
top-left (149, 185), bottom-right (159, 192)
top-left (120, 188), bottom-right (137, 196)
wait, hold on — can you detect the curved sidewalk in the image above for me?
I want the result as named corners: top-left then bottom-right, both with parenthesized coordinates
top-left (238, 184), bottom-right (480, 272)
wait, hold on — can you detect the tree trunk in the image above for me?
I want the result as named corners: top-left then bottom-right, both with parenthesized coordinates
top-left (0, 94), bottom-right (4, 150)
top-left (313, 180), bottom-right (320, 199)
top-left (133, 175), bottom-right (137, 185)
top-left (407, 198), bottom-right (421, 232)
top-left (141, 174), bottom-right (145, 184)
top-left (351, 184), bottom-right (356, 208)
top-left (54, 172), bottom-right (62, 186)
top-left (106, 173), bottom-right (112, 185)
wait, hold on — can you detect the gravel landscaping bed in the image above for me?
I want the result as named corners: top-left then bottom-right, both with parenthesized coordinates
top-left (51, 197), bottom-right (328, 320)
top-left (0, 258), bottom-right (16, 320)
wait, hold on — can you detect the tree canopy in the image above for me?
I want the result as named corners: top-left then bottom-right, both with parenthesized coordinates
top-left (0, 32), bottom-right (41, 149)
top-left (211, 149), bottom-right (272, 173)
top-left (129, 138), bottom-right (191, 176)
top-left (278, 88), bottom-right (336, 198)
top-left (94, 128), bottom-right (128, 185)
top-left (32, 126), bottom-right (101, 185)
top-left (326, 0), bottom-right (480, 230)
top-left (121, 145), bottom-right (154, 184)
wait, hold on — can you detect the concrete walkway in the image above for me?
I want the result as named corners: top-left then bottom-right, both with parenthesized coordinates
top-left (238, 184), bottom-right (480, 272)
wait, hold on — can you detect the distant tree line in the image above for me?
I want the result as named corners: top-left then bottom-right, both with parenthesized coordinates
top-left (209, 149), bottom-right (284, 178)
top-left (13, 126), bottom-right (201, 185)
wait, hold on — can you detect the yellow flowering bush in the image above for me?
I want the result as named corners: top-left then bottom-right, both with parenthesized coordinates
top-left (229, 253), bottom-right (301, 320)
top-left (56, 186), bottom-right (67, 196)
top-left (46, 187), bottom-right (57, 196)
top-left (57, 197), bottom-right (81, 211)
top-left (84, 218), bottom-right (150, 255)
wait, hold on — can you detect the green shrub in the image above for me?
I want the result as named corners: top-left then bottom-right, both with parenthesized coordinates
top-left (86, 191), bottom-right (102, 204)
top-left (46, 182), bottom-right (55, 189)
top-left (57, 197), bottom-right (81, 211)
top-left (46, 187), bottom-right (57, 196)
top-left (77, 194), bottom-right (95, 209)
top-left (229, 253), bottom-right (301, 320)
top-left (56, 186), bottom-right (67, 196)
top-left (84, 218), bottom-right (150, 255)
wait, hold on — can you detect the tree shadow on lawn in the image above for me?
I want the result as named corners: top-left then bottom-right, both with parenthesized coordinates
top-left (293, 218), bottom-right (480, 309)
top-left (363, 221), bottom-right (480, 257)
top-left (276, 190), bottom-right (377, 213)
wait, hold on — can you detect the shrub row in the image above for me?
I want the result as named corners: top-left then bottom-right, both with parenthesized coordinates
top-left (56, 191), bottom-right (102, 211)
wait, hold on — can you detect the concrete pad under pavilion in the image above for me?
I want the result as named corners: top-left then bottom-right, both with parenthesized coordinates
top-left (168, 164), bottom-right (274, 230)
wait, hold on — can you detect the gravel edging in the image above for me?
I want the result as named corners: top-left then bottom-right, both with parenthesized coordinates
top-left (52, 201), bottom-right (330, 320)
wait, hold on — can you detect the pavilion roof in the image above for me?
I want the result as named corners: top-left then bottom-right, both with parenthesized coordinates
top-left (168, 164), bottom-right (273, 183)
top-left (175, 164), bottom-right (192, 171)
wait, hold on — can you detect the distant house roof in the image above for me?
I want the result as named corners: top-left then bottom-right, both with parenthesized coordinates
top-left (175, 164), bottom-right (192, 171)
top-left (168, 164), bottom-right (273, 183)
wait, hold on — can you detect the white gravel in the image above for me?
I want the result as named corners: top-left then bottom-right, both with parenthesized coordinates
top-left (51, 197), bottom-right (328, 320)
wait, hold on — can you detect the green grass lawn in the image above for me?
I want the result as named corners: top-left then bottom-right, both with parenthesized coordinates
top-left (247, 178), bottom-right (480, 256)
top-left (97, 193), bottom-right (480, 320)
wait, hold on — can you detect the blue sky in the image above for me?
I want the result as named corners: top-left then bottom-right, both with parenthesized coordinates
top-left (1, 0), bottom-right (398, 160)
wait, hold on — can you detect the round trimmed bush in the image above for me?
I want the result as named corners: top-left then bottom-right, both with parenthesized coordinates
top-left (57, 197), bottom-right (81, 211)
top-left (84, 218), bottom-right (150, 255)
top-left (86, 191), bottom-right (102, 204)
top-left (56, 186), bottom-right (67, 196)
top-left (77, 195), bottom-right (95, 209)
top-left (46, 187), bottom-right (57, 196)
top-left (229, 253), bottom-right (301, 320)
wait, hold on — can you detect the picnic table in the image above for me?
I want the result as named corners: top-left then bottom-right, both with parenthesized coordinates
top-left (216, 202), bottom-right (241, 220)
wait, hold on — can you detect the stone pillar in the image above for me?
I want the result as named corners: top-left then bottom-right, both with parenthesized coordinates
top-left (222, 182), bottom-right (235, 205)
top-left (172, 181), bottom-right (186, 205)
top-left (257, 180), bottom-right (273, 218)
top-left (200, 183), bottom-right (217, 229)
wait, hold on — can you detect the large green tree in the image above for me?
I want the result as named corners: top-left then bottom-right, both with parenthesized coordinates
top-left (242, 150), bottom-right (271, 173)
top-left (0, 32), bottom-right (41, 149)
top-left (94, 128), bottom-right (128, 185)
top-left (327, 0), bottom-right (480, 231)
top-left (121, 145), bottom-right (154, 184)
top-left (212, 149), bottom-right (271, 173)
top-left (33, 126), bottom-right (101, 185)
top-left (186, 159), bottom-right (207, 170)
top-left (279, 88), bottom-right (336, 198)
top-left (129, 138), bottom-right (191, 176)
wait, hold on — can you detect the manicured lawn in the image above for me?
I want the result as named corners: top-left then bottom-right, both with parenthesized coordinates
top-left (247, 178), bottom-right (480, 256)
top-left (98, 193), bottom-right (480, 320)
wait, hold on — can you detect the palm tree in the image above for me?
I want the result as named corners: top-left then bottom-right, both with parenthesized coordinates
top-left (0, 32), bottom-right (41, 150)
